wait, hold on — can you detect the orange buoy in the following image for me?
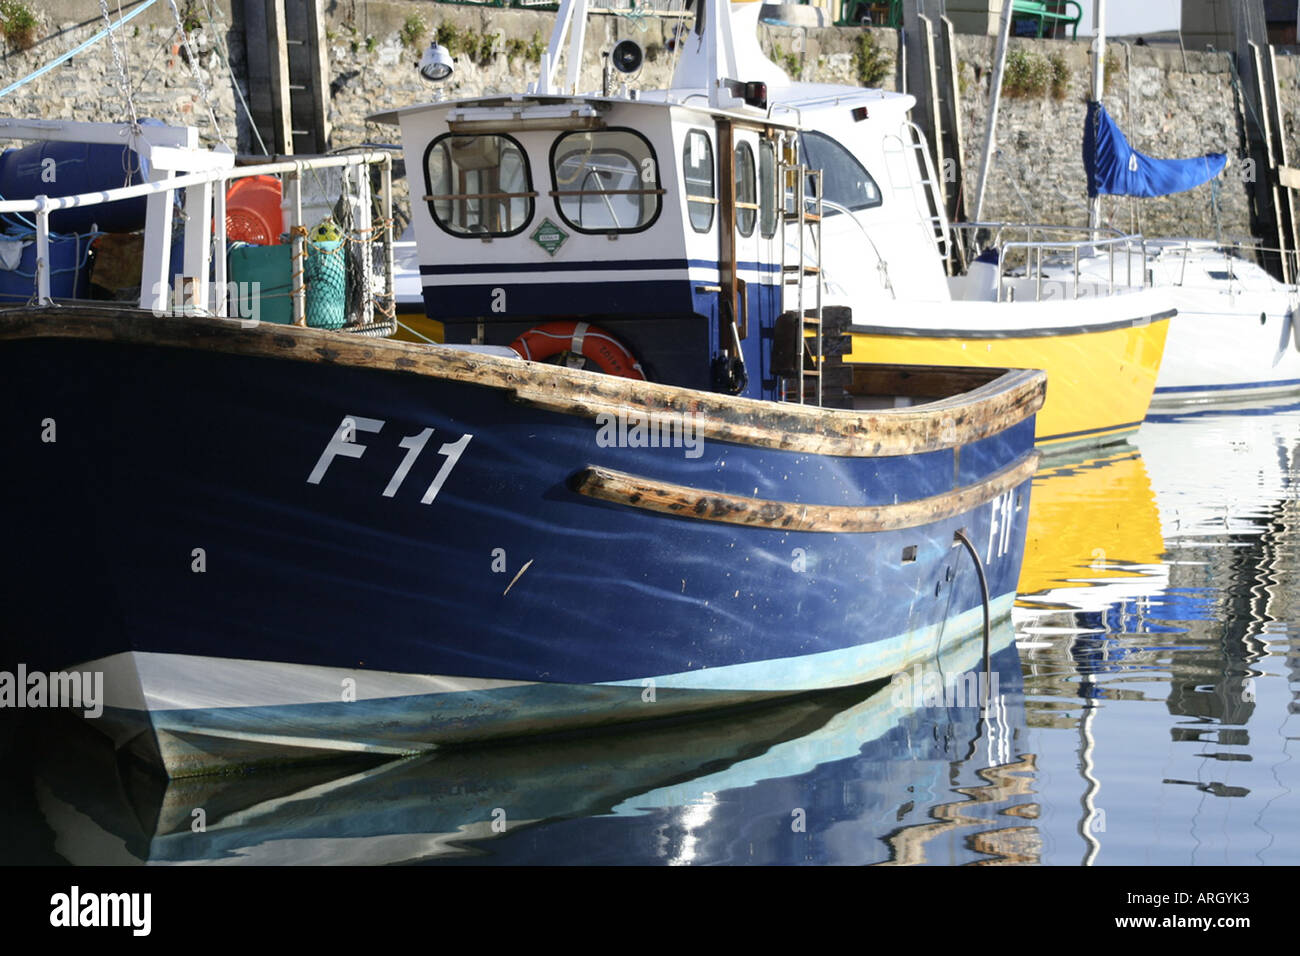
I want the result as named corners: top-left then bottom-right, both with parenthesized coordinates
top-left (509, 321), bottom-right (646, 380)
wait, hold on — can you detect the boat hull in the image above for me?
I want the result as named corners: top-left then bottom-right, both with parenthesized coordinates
top-left (1151, 300), bottom-right (1300, 405)
top-left (848, 307), bottom-right (1171, 451)
top-left (0, 310), bottom-right (1039, 776)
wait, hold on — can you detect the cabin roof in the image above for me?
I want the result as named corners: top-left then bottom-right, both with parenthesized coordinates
top-left (767, 83), bottom-right (915, 114)
top-left (369, 93), bottom-right (790, 128)
top-left (369, 84), bottom-right (912, 129)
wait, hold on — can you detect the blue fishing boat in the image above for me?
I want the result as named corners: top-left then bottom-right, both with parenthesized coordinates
top-left (0, 1), bottom-right (1043, 778)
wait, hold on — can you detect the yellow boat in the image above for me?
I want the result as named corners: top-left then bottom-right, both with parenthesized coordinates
top-left (847, 295), bottom-right (1172, 451)
top-left (769, 94), bottom-right (1176, 454)
top-left (391, 309), bottom-right (445, 345)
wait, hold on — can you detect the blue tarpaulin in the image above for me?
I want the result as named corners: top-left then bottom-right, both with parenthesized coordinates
top-left (1083, 100), bottom-right (1227, 198)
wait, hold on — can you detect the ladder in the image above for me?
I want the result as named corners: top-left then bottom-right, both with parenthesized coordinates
top-left (780, 147), bottom-right (824, 406)
top-left (883, 122), bottom-right (952, 264)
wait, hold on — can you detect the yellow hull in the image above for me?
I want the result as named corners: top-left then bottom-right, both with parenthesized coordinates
top-left (848, 318), bottom-right (1170, 450)
top-left (391, 311), bottom-right (445, 345)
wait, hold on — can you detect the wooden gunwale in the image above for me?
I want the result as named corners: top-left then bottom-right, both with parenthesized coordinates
top-left (569, 451), bottom-right (1041, 533)
top-left (0, 307), bottom-right (1045, 458)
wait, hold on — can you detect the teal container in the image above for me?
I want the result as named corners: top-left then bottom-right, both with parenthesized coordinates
top-left (227, 243), bottom-right (293, 325)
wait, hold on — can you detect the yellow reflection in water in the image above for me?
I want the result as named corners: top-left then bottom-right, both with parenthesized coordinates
top-left (1018, 448), bottom-right (1165, 599)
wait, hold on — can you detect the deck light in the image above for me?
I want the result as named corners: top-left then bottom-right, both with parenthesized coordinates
top-left (611, 40), bottom-right (643, 74)
top-left (420, 43), bottom-right (454, 82)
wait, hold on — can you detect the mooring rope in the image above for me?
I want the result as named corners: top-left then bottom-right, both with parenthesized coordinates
top-left (0, 0), bottom-right (161, 101)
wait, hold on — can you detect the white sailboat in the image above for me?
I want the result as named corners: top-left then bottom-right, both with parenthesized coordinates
top-left (1049, 0), bottom-right (1300, 405)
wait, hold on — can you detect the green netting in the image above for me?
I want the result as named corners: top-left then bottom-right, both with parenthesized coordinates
top-left (305, 238), bottom-right (347, 330)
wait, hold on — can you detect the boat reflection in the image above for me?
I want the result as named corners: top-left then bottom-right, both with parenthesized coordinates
top-left (16, 623), bottom-right (1034, 865)
top-left (1015, 445), bottom-right (1168, 646)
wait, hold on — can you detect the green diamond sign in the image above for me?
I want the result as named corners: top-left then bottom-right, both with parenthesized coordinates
top-left (531, 218), bottom-right (569, 256)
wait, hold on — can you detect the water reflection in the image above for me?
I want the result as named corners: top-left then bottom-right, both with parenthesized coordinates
top-left (1014, 400), bottom-right (1300, 864)
top-left (3, 626), bottom-right (1032, 866)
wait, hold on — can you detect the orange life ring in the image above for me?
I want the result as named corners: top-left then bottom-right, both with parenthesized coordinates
top-left (509, 321), bottom-right (646, 380)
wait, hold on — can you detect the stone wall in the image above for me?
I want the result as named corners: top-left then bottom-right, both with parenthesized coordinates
top-left (0, 0), bottom-right (1291, 243)
top-left (0, 0), bottom-right (244, 147)
top-left (320, 3), bottom-right (898, 145)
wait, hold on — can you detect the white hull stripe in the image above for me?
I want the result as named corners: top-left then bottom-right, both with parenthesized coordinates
top-left (79, 652), bottom-right (531, 711)
top-left (420, 267), bottom-right (779, 287)
top-left (76, 594), bottom-right (1016, 713)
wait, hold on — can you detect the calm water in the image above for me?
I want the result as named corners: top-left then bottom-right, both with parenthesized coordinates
top-left (2, 401), bottom-right (1298, 865)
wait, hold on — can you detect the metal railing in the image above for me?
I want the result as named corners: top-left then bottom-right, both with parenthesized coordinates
top-left (1141, 236), bottom-right (1300, 291)
top-left (951, 221), bottom-right (1148, 302)
top-left (0, 150), bottom-right (395, 329)
top-left (431, 0), bottom-right (560, 8)
top-left (428, 0), bottom-right (686, 9)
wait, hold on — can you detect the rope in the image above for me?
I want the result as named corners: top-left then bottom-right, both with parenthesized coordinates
top-left (952, 529), bottom-right (993, 716)
top-left (100, 0), bottom-right (141, 127)
top-left (1210, 173), bottom-right (1223, 244)
top-left (289, 223), bottom-right (308, 323)
top-left (0, 0), bottom-right (161, 101)
top-left (396, 319), bottom-right (437, 343)
top-left (612, 2), bottom-right (654, 32)
top-left (665, 0), bottom-right (690, 81)
top-left (26, 257), bottom-right (46, 307)
top-left (168, 0), bottom-right (228, 147)
top-left (199, 0), bottom-right (269, 155)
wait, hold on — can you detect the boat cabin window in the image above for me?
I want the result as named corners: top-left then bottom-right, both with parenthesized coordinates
top-left (735, 142), bottom-right (757, 238)
top-left (550, 129), bottom-right (662, 234)
top-left (759, 140), bottom-right (778, 239)
top-left (800, 131), bottom-right (882, 216)
top-left (424, 133), bottom-right (534, 238)
top-left (683, 129), bottom-right (716, 233)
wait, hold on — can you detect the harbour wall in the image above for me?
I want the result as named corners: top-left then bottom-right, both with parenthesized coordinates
top-left (4, 0), bottom-right (1297, 241)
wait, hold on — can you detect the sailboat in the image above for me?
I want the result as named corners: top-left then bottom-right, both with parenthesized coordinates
top-left (1052, 0), bottom-right (1300, 405)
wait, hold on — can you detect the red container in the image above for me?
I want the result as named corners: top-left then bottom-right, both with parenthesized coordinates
top-left (225, 175), bottom-right (283, 245)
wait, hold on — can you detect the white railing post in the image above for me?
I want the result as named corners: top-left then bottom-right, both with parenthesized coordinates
top-left (287, 171), bottom-right (306, 326)
top-left (183, 176), bottom-right (213, 313)
top-left (382, 154), bottom-right (395, 325)
top-left (34, 196), bottom-right (50, 305)
top-left (357, 164), bottom-right (374, 327)
top-left (213, 171), bottom-right (228, 316)
top-left (140, 168), bottom-right (176, 314)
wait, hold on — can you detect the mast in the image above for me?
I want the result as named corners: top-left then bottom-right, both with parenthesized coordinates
top-left (1089, 0), bottom-right (1107, 235)
top-left (535, 0), bottom-right (589, 95)
top-left (971, 0), bottom-right (1016, 223)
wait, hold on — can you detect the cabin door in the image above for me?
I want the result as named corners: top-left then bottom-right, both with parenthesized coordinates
top-left (715, 119), bottom-right (780, 400)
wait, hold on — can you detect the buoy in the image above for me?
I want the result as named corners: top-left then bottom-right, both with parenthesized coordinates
top-left (509, 321), bottom-right (646, 379)
top-left (304, 217), bottom-right (347, 330)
